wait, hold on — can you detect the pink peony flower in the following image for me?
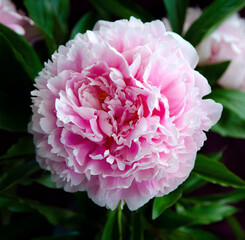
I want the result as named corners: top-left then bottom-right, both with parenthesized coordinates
top-left (0, 0), bottom-right (34, 36)
top-left (166, 8), bottom-right (245, 90)
top-left (29, 17), bottom-right (222, 210)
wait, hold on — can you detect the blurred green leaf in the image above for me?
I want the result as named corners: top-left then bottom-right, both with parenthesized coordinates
top-left (102, 210), bottom-right (118, 240)
top-left (0, 135), bottom-right (35, 160)
top-left (153, 209), bottom-right (194, 230)
top-left (89, 0), bottom-right (110, 20)
top-left (35, 173), bottom-right (56, 189)
top-left (0, 195), bottom-right (32, 213)
top-left (91, 0), bottom-right (154, 22)
top-left (197, 61), bottom-right (230, 87)
top-left (89, 0), bottom-right (142, 20)
top-left (130, 212), bottom-right (143, 240)
top-left (183, 152), bottom-right (223, 193)
top-left (0, 24), bottom-right (42, 80)
top-left (152, 186), bottom-right (182, 220)
top-left (50, 0), bottom-right (69, 45)
top-left (28, 200), bottom-right (77, 226)
top-left (212, 108), bottom-right (245, 138)
top-left (227, 216), bottom-right (245, 240)
top-left (180, 228), bottom-right (220, 240)
top-left (182, 173), bottom-right (207, 194)
top-left (25, 0), bottom-right (69, 47)
top-left (50, 0), bottom-right (69, 33)
top-left (176, 203), bottom-right (237, 225)
top-left (210, 89), bottom-right (245, 121)
top-left (163, 229), bottom-right (193, 240)
top-left (182, 189), bottom-right (245, 205)
top-left (205, 152), bottom-right (223, 161)
top-left (185, 0), bottom-right (245, 46)
top-left (194, 155), bottom-right (245, 188)
top-left (0, 33), bottom-right (32, 132)
top-left (0, 194), bottom-right (79, 227)
top-left (209, 88), bottom-right (245, 137)
top-left (0, 161), bottom-right (39, 192)
top-left (163, 0), bottom-right (189, 35)
top-left (117, 0), bottom-right (153, 22)
top-left (24, 0), bottom-right (56, 53)
top-left (70, 11), bottom-right (98, 39)
top-left (1, 193), bottom-right (97, 234)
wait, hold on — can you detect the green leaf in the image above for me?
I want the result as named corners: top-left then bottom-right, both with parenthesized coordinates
top-left (0, 24), bottom-right (42, 80)
top-left (50, 0), bottom-right (69, 33)
top-left (130, 212), bottom-right (143, 240)
top-left (0, 135), bottom-right (35, 160)
top-left (176, 203), bottom-right (237, 225)
top-left (117, 0), bottom-right (154, 22)
top-left (182, 173), bottom-right (207, 194)
top-left (180, 228), bottom-right (220, 240)
top-left (209, 89), bottom-right (245, 121)
top-left (227, 216), bottom-right (245, 240)
top-left (0, 194), bottom-right (89, 232)
top-left (0, 33), bottom-right (32, 132)
top-left (153, 209), bottom-right (194, 230)
top-left (197, 61), bottom-right (230, 87)
top-left (90, 0), bottom-right (153, 22)
top-left (212, 108), bottom-right (245, 138)
top-left (205, 152), bottom-right (223, 161)
top-left (24, 0), bottom-right (57, 53)
top-left (102, 210), bottom-right (118, 240)
top-left (89, 0), bottom-right (141, 20)
top-left (163, 229), bottom-right (193, 240)
top-left (89, 0), bottom-right (110, 20)
top-left (0, 161), bottom-right (39, 192)
top-left (24, 0), bottom-right (70, 51)
top-left (182, 189), bottom-right (245, 205)
top-left (0, 195), bottom-right (32, 213)
top-left (163, 0), bottom-right (189, 35)
top-left (193, 155), bottom-right (245, 188)
top-left (50, 0), bottom-right (69, 45)
top-left (185, 0), bottom-right (245, 46)
top-left (152, 186), bottom-right (182, 220)
top-left (35, 173), bottom-right (56, 188)
top-left (28, 200), bottom-right (77, 226)
top-left (70, 12), bottom-right (98, 39)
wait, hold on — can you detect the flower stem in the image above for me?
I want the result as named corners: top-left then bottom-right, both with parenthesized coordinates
top-left (118, 206), bottom-right (123, 240)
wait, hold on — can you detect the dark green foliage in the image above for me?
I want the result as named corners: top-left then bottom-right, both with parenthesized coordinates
top-left (185, 0), bottom-right (245, 46)
top-left (163, 0), bottom-right (189, 35)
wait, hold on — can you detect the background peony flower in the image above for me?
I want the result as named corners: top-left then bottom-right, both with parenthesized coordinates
top-left (29, 17), bottom-right (222, 210)
top-left (0, 0), bottom-right (35, 37)
top-left (165, 8), bottom-right (245, 90)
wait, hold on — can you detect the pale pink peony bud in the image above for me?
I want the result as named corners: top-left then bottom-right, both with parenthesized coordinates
top-left (165, 7), bottom-right (245, 90)
top-left (0, 0), bottom-right (37, 41)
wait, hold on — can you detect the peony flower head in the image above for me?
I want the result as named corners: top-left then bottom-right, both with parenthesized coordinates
top-left (29, 17), bottom-right (222, 210)
top-left (166, 7), bottom-right (245, 91)
top-left (0, 0), bottom-right (34, 36)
